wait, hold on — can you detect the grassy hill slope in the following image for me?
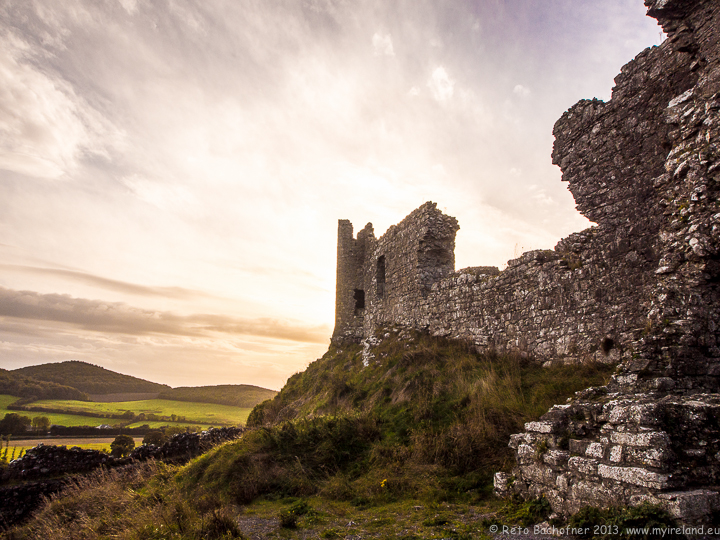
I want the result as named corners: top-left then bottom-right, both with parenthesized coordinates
top-left (0, 368), bottom-right (88, 401)
top-left (12, 361), bottom-right (170, 395)
top-left (246, 329), bottom-right (615, 480)
top-left (8, 331), bottom-right (619, 538)
top-left (159, 384), bottom-right (277, 408)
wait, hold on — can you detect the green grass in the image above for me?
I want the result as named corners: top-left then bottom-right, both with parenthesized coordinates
top-left (250, 330), bottom-right (614, 474)
top-left (6, 331), bottom-right (618, 539)
top-left (9, 462), bottom-right (503, 539)
top-left (0, 394), bottom-right (115, 427)
top-left (0, 394), bottom-right (18, 410)
top-left (22, 398), bottom-right (251, 426)
top-left (159, 384), bottom-right (278, 408)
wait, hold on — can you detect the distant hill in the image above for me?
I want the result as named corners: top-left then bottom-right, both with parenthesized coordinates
top-left (0, 367), bottom-right (89, 401)
top-left (12, 361), bottom-right (170, 395)
top-left (159, 384), bottom-right (277, 408)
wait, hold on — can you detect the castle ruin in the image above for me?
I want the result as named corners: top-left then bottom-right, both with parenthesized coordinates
top-left (333, 0), bottom-right (720, 524)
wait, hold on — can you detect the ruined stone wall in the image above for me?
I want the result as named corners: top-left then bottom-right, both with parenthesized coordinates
top-left (333, 0), bottom-right (720, 522)
top-left (495, 393), bottom-right (720, 522)
top-left (332, 202), bottom-right (459, 344)
top-left (332, 0), bottom-right (719, 393)
top-left (331, 35), bottom-right (706, 383)
top-left (495, 0), bottom-right (720, 524)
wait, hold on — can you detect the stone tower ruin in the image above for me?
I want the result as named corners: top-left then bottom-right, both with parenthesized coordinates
top-left (332, 202), bottom-right (459, 345)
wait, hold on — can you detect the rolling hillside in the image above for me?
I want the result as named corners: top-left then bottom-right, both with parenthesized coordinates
top-left (4, 331), bottom-right (620, 539)
top-left (159, 384), bottom-right (277, 408)
top-left (12, 361), bottom-right (170, 395)
top-left (0, 368), bottom-right (88, 401)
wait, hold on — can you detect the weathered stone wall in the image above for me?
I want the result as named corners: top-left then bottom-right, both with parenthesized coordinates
top-left (331, 35), bottom-right (703, 381)
top-left (333, 0), bottom-right (720, 523)
top-left (332, 202), bottom-right (459, 344)
top-left (332, 1), bottom-right (719, 390)
top-left (495, 392), bottom-right (720, 522)
top-left (496, 0), bottom-right (720, 525)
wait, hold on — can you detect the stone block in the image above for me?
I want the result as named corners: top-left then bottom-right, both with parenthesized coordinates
top-left (636, 447), bottom-right (671, 468)
top-left (509, 433), bottom-right (534, 449)
top-left (585, 442), bottom-right (605, 459)
top-left (544, 450), bottom-right (570, 466)
top-left (609, 431), bottom-right (670, 447)
top-left (520, 463), bottom-right (558, 485)
top-left (568, 480), bottom-right (624, 515)
top-left (556, 473), bottom-right (570, 492)
top-left (494, 472), bottom-right (512, 497)
top-left (655, 490), bottom-right (720, 524)
top-left (517, 444), bottom-right (535, 464)
top-left (598, 464), bottom-right (669, 489)
top-left (524, 421), bottom-right (557, 434)
top-left (568, 457), bottom-right (598, 476)
top-left (569, 439), bottom-right (590, 455)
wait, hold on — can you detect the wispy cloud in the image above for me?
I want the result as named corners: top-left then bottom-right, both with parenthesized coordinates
top-left (0, 30), bottom-right (124, 179)
top-left (0, 0), bottom-right (663, 386)
top-left (428, 67), bottom-right (454, 102)
top-left (0, 265), bottom-right (202, 299)
top-left (372, 33), bottom-right (394, 56)
top-left (0, 287), bottom-right (330, 344)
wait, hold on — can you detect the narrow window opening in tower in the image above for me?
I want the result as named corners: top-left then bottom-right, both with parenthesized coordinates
top-left (376, 255), bottom-right (386, 298)
top-left (353, 289), bottom-right (365, 311)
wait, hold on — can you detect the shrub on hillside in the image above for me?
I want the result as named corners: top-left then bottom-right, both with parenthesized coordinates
top-left (0, 413), bottom-right (31, 435)
top-left (110, 434), bottom-right (135, 457)
top-left (142, 431), bottom-right (167, 446)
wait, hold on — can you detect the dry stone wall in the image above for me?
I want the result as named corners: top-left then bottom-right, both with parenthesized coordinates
top-left (332, 0), bottom-right (720, 524)
top-left (0, 428), bottom-right (244, 529)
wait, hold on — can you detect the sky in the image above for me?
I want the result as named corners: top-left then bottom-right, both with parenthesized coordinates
top-left (0, 0), bottom-right (664, 390)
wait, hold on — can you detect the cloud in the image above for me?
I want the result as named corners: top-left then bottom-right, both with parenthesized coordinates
top-left (432, 164), bottom-right (447, 176)
top-left (0, 32), bottom-right (124, 179)
top-left (117, 0), bottom-right (138, 15)
top-left (0, 287), bottom-right (330, 344)
top-left (513, 84), bottom-right (531, 97)
top-left (372, 33), bottom-right (394, 56)
top-left (428, 66), bottom-right (454, 102)
top-left (121, 174), bottom-right (198, 213)
top-left (0, 264), bottom-right (202, 299)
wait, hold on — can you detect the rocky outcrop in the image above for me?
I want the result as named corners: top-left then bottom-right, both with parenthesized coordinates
top-left (495, 0), bottom-right (720, 525)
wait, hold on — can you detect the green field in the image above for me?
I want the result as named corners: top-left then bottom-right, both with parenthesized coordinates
top-left (23, 398), bottom-right (251, 426)
top-left (1, 395), bottom-right (251, 428)
top-left (0, 395), bottom-right (110, 427)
